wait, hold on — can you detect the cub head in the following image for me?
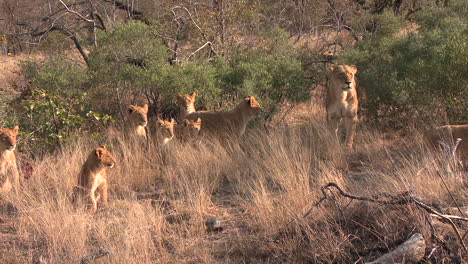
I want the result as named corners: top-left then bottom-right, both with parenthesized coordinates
top-left (127, 104), bottom-right (148, 127)
top-left (95, 145), bottom-right (116, 168)
top-left (176, 92), bottom-right (197, 109)
top-left (239, 96), bottom-right (262, 119)
top-left (0, 125), bottom-right (19, 151)
top-left (179, 118), bottom-right (202, 138)
top-left (157, 119), bottom-right (176, 144)
top-left (329, 65), bottom-right (358, 91)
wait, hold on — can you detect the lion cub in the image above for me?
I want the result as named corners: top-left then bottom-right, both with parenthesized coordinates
top-left (175, 118), bottom-right (202, 143)
top-left (425, 124), bottom-right (468, 167)
top-left (77, 146), bottom-right (116, 212)
top-left (184, 96), bottom-right (261, 137)
top-left (176, 92), bottom-right (197, 121)
top-left (126, 104), bottom-right (149, 139)
top-left (0, 126), bottom-right (20, 194)
top-left (326, 65), bottom-right (359, 148)
top-left (155, 119), bottom-right (176, 145)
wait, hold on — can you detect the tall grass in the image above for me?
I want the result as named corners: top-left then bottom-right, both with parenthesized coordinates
top-left (0, 118), bottom-right (465, 263)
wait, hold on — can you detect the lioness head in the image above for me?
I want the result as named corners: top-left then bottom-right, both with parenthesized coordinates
top-left (0, 125), bottom-right (19, 151)
top-left (178, 118), bottom-right (202, 139)
top-left (95, 145), bottom-right (116, 168)
top-left (176, 92), bottom-right (196, 109)
top-left (127, 104), bottom-right (148, 127)
top-left (329, 65), bottom-right (358, 91)
top-left (157, 119), bottom-right (176, 144)
top-left (238, 96), bottom-right (262, 119)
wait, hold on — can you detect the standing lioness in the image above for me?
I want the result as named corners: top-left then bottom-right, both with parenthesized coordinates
top-left (185, 96), bottom-right (261, 137)
top-left (77, 146), bottom-right (116, 212)
top-left (326, 65), bottom-right (359, 148)
top-left (0, 126), bottom-right (20, 194)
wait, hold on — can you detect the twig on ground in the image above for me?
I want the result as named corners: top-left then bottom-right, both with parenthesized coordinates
top-left (80, 249), bottom-right (110, 264)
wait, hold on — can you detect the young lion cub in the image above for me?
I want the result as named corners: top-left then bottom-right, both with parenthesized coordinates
top-left (76, 146), bottom-right (116, 212)
top-left (175, 118), bottom-right (202, 143)
top-left (154, 119), bottom-right (176, 145)
top-left (126, 104), bottom-right (149, 139)
top-left (0, 126), bottom-right (20, 194)
top-left (176, 92), bottom-right (197, 121)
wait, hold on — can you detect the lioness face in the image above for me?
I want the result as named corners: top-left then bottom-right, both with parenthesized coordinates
top-left (331, 65), bottom-right (357, 91)
top-left (95, 146), bottom-right (116, 168)
top-left (157, 119), bottom-right (175, 141)
top-left (0, 126), bottom-right (19, 151)
top-left (128, 104), bottom-right (148, 127)
top-left (176, 92), bottom-right (196, 108)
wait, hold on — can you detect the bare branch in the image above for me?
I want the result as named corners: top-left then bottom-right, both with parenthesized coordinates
top-left (58, 0), bottom-right (94, 23)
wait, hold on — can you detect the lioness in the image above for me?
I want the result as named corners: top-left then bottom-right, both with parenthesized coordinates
top-left (425, 124), bottom-right (468, 166)
top-left (155, 119), bottom-right (176, 145)
top-left (77, 146), bottom-right (116, 212)
top-left (175, 118), bottom-right (202, 143)
top-left (0, 126), bottom-right (20, 194)
top-left (126, 104), bottom-right (148, 139)
top-left (184, 96), bottom-right (261, 137)
top-left (176, 92), bottom-right (197, 121)
top-left (326, 65), bottom-right (359, 148)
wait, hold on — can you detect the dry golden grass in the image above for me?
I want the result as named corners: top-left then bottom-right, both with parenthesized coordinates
top-left (0, 110), bottom-right (466, 263)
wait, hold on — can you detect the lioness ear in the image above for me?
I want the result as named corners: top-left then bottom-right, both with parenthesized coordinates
top-left (171, 118), bottom-right (176, 125)
top-left (349, 65), bottom-right (358, 74)
top-left (13, 125), bottom-right (19, 134)
top-left (100, 145), bottom-right (107, 149)
top-left (195, 118), bottom-right (202, 125)
top-left (128, 105), bottom-right (135, 114)
top-left (190, 92), bottom-right (197, 97)
top-left (183, 119), bottom-right (190, 126)
top-left (142, 104), bottom-right (148, 113)
top-left (248, 96), bottom-right (260, 107)
top-left (329, 66), bottom-right (335, 72)
top-left (177, 93), bottom-right (183, 99)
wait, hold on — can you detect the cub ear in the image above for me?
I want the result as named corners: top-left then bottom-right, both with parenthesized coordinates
top-left (177, 93), bottom-right (183, 99)
top-left (195, 118), bottom-right (202, 125)
top-left (142, 104), bottom-right (149, 113)
top-left (171, 118), bottom-right (176, 125)
top-left (157, 119), bottom-right (164, 126)
top-left (248, 96), bottom-right (260, 107)
top-left (128, 105), bottom-right (135, 114)
top-left (190, 92), bottom-right (197, 97)
top-left (12, 125), bottom-right (19, 134)
top-left (183, 119), bottom-right (190, 127)
top-left (349, 65), bottom-right (358, 74)
top-left (100, 145), bottom-right (107, 149)
top-left (329, 66), bottom-right (335, 72)
top-left (95, 148), bottom-right (103, 158)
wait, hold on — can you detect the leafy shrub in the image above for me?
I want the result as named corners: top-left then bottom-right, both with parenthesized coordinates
top-left (19, 57), bottom-right (112, 154)
top-left (342, 4), bottom-right (467, 128)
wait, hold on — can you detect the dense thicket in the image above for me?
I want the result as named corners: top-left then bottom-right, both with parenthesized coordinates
top-left (0, 0), bottom-right (466, 152)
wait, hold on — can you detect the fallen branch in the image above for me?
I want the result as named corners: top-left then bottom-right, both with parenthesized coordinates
top-left (80, 249), bottom-right (110, 264)
top-left (365, 233), bottom-right (425, 264)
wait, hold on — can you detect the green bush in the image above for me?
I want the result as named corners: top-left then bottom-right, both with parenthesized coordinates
top-left (342, 4), bottom-right (467, 128)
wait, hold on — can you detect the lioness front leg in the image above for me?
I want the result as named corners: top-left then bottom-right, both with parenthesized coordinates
top-left (328, 115), bottom-right (341, 142)
top-left (99, 180), bottom-right (108, 207)
top-left (89, 186), bottom-right (98, 213)
top-left (344, 116), bottom-right (356, 149)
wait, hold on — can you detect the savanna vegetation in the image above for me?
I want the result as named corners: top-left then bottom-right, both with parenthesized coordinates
top-left (0, 0), bottom-right (466, 263)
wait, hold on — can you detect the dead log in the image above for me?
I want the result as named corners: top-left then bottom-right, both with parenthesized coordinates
top-left (365, 233), bottom-right (425, 264)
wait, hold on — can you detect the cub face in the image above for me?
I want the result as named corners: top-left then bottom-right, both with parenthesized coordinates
top-left (95, 146), bottom-right (116, 168)
top-left (0, 126), bottom-right (19, 151)
top-left (179, 118), bottom-right (202, 138)
top-left (157, 119), bottom-right (175, 140)
top-left (243, 96), bottom-right (262, 118)
top-left (128, 104), bottom-right (149, 127)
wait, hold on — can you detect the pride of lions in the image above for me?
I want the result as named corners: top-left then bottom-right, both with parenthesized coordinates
top-left (1, 65), bottom-right (466, 212)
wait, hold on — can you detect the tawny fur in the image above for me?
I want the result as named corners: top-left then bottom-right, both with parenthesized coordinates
top-left (175, 118), bottom-right (202, 143)
top-left (154, 119), bottom-right (176, 145)
top-left (126, 104), bottom-right (148, 139)
top-left (0, 126), bottom-right (20, 194)
top-left (176, 92), bottom-right (197, 121)
top-left (425, 124), bottom-right (468, 166)
top-left (77, 146), bottom-right (116, 213)
top-left (184, 96), bottom-right (261, 137)
top-left (326, 65), bottom-right (359, 148)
